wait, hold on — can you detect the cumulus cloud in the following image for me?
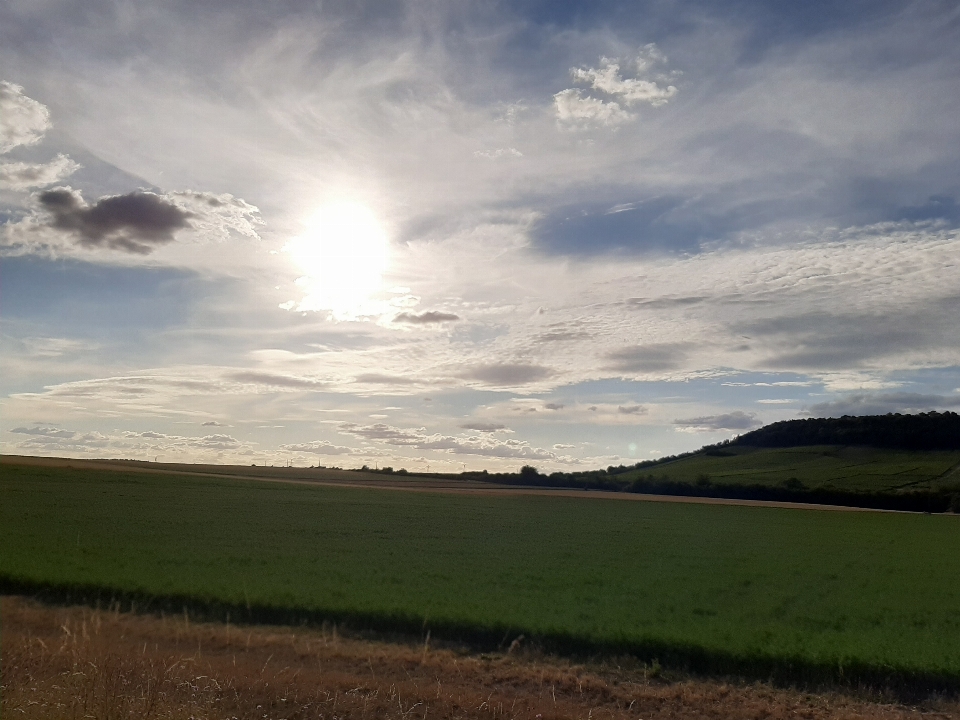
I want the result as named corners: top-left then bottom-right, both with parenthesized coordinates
top-left (0, 154), bottom-right (79, 190)
top-left (571, 57), bottom-right (677, 107)
top-left (0, 82), bottom-right (50, 153)
top-left (6, 421), bottom-right (257, 459)
top-left (36, 187), bottom-right (194, 254)
top-left (556, 46), bottom-right (678, 127)
top-left (122, 430), bottom-right (244, 450)
top-left (3, 187), bottom-right (261, 257)
top-left (279, 440), bottom-right (356, 455)
top-left (674, 411), bottom-right (761, 432)
top-left (554, 89), bottom-right (631, 127)
top-left (338, 422), bottom-right (558, 460)
top-left (805, 392), bottom-right (960, 417)
top-left (393, 310), bottom-right (460, 324)
top-left (11, 425), bottom-right (75, 438)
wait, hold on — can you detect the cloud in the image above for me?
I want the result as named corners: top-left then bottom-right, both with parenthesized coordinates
top-left (11, 425), bottom-right (74, 438)
top-left (556, 46), bottom-right (678, 128)
top-left (339, 422), bottom-right (558, 460)
top-left (36, 187), bottom-right (194, 254)
top-left (459, 422), bottom-right (507, 432)
top-left (464, 363), bottom-right (554, 386)
top-left (554, 89), bottom-right (631, 127)
top-left (805, 392), bottom-right (960, 417)
top-left (618, 404), bottom-right (647, 415)
top-left (279, 440), bottom-right (356, 455)
top-left (0, 82), bottom-right (50, 153)
top-left (474, 147), bottom-right (522, 159)
top-left (543, 402), bottom-right (565, 410)
top-left (201, 420), bottom-right (227, 426)
top-left (628, 296), bottom-right (706, 310)
top-left (606, 344), bottom-right (689, 373)
top-left (353, 373), bottom-right (418, 385)
top-left (674, 411), bottom-right (761, 432)
top-left (228, 371), bottom-right (326, 390)
top-left (393, 310), bottom-right (460, 324)
top-left (0, 154), bottom-right (79, 190)
top-left (571, 54), bottom-right (678, 107)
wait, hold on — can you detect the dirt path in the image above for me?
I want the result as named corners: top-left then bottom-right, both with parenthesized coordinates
top-left (1, 454), bottom-right (926, 514)
top-left (4, 596), bottom-right (955, 720)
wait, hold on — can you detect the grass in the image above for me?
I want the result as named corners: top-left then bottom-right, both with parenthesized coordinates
top-left (3, 462), bottom-right (960, 691)
top-left (619, 445), bottom-right (960, 493)
top-left (9, 597), bottom-right (951, 720)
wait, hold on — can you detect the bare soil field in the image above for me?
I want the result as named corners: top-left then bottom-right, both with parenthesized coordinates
top-left (0, 454), bottom-right (911, 512)
top-left (3, 597), bottom-right (957, 720)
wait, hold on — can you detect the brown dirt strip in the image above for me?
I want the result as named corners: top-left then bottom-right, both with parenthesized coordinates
top-left (1, 453), bottom-right (927, 513)
top-left (4, 596), bottom-right (956, 720)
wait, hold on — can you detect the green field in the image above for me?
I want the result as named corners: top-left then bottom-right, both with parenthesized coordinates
top-left (622, 445), bottom-right (960, 493)
top-left (3, 462), bottom-right (960, 689)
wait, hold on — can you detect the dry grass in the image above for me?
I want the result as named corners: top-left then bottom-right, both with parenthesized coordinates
top-left (3, 596), bottom-right (957, 720)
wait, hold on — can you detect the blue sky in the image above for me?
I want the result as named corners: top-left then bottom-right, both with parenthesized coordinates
top-left (2, 0), bottom-right (960, 470)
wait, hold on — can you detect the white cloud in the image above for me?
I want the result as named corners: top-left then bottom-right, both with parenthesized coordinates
top-left (337, 422), bottom-right (561, 460)
top-left (474, 147), bottom-right (523, 159)
top-left (0, 81), bottom-right (50, 153)
top-left (0, 154), bottom-right (79, 190)
top-left (279, 440), bottom-right (357, 455)
top-left (571, 57), bottom-right (677, 107)
top-left (555, 46), bottom-right (678, 127)
top-left (553, 88), bottom-right (631, 127)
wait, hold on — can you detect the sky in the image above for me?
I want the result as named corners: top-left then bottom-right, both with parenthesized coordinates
top-left (2, 0), bottom-right (960, 472)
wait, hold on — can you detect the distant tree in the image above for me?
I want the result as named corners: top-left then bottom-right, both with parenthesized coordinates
top-left (519, 465), bottom-right (540, 482)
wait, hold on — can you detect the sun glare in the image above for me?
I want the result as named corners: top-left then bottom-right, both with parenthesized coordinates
top-left (286, 202), bottom-right (388, 314)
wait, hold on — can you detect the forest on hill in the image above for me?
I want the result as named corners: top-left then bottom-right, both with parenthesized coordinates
top-left (730, 411), bottom-right (960, 451)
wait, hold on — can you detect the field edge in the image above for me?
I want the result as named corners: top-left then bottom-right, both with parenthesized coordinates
top-left (4, 575), bottom-right (958, 701)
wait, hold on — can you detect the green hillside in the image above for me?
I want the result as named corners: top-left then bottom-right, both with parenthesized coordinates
top-left (617, 445), bottom-right (960, 494)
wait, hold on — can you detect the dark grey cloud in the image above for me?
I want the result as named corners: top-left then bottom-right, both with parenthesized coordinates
top-left (228, 371), bottom-right (326, 390)
top-left (606, 343), bottom-right (689, 373)
top-left (628, 296), bottom-right (706, 310)
top-left (459, 422), bottom-right (507, 432)
top-left (741, 303), bottom-right (960, 371)
top-left (354, 373), bottom-right (417, 385)
top-left (37, 188), bottom-right (193, 254)
top-left (618, 404), bottom-right (646, 414)
top-left (674, 411), bottom-right (760, 431)
top-left (393, 310), bottom-right (460, 324)
top-left (544, 402), bottom-right (565, 410)
top-left (805, 392), bottom-right (960, 418)
top-left (465, 363), bottom-right (553, 385)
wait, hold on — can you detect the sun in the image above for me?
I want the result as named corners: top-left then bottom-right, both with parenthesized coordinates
top-left (286, 202), bottom-right (388, 314)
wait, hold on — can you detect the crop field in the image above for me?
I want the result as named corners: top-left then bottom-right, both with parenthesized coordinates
top-left (622, 445), bottom-right (960, 493)
top-left (3, 461), bottom-right (960, 690)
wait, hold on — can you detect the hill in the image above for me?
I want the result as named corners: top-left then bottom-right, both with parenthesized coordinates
top-left (730, 411), bottom-right (960, 450)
